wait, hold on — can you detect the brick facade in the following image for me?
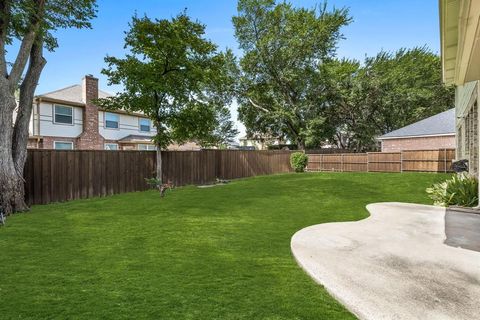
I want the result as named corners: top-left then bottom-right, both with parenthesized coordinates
top-left (41, 136), bottom-right (78, 149)
top-left (76, 75), bottom-right (104, 150)
top-left (27, 74), bottom-right (159, 151)
top-left (381, 135), bottom-right (456, 152)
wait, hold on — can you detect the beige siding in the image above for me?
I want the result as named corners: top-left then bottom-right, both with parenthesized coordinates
top-left (38, 102), bottom-right (83, 138)
top-left (98, 111), bottom-right (156, 141)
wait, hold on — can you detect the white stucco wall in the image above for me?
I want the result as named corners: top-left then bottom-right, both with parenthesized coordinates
top-left (99, 111), bottom-right (156, 140)
top-left (38, 102), bottom-right (83, 137)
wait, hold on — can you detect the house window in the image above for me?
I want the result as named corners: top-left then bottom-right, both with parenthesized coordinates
top-left (54, 141), bottom-right (74, 150)
top-left (104, 143), bottom-right (119, 150)
top-left (138, 144), bottom-right (156, 151)
top-left (54, 105), bottom-right (73, 124)
top-left (139, 118), bottom-right (151, 132)
top-left (105, 112), bottom-right (119, 129)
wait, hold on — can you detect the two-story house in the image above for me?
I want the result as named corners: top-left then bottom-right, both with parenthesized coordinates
top-left (26, 74), bottom-right (168, 151)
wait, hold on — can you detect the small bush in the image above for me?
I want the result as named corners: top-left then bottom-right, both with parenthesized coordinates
top-left (426, 173), bottom-right (478, 207)
top-left (290, 152), bottom-right (308, 173)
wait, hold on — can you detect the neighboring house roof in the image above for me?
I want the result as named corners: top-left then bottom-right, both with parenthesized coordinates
top-left (35, 83), bottom-right (148, 118)
top-left (37, 84), bottom-right (112, 104)
top-left (118, 135), bottom-right (154, 143)
top-left (378, 108), bottom-right (455, 140)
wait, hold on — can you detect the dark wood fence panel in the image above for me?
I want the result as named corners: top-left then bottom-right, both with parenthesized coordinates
top-left (307, 149), bottom-right (456, 173)
top-left (25, 149), bottom-right (294, 205)
top-left (161, 150), bottom-right (218, 186)
top-left (25, 150), bottom-right (157, 205)
top-left (217, 150), bottom-right (293, 180)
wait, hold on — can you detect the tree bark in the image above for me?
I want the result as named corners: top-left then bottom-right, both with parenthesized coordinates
top-left (0, 79), bottom-right (28, 215)
top-left (13, 39), bottom-right (46, 175)
top-left (156, 147), bottom-right (163, 182)
top-left (297, 139), bottom-right (305, 150)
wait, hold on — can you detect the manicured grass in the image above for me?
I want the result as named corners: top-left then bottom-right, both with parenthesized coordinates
top-left (0, 172), bottom-right (448, 319)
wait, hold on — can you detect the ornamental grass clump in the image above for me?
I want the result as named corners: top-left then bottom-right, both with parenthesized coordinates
top-left (426, 173), bottom-right (478, 207)
top-left (290, 152), bottom-right (309, 173)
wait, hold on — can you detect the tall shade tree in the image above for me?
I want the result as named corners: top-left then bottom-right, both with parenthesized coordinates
top-left (324, 47), bottom-right (455, 151)
top-left (233, 0), bottom-right (351, 149)
top-left (97, 13), bottom-right (238, 179)
top-left (0, 0), bottom-right (96, 215)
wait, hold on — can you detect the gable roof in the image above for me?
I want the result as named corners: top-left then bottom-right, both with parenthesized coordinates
top-left (378, 108), bottom-right (455, 140)
top-left (37, 84), bottom-right (112, 104)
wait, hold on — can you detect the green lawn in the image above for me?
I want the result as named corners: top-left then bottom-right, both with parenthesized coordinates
top-left (0, 172), bottom-right (448, 319)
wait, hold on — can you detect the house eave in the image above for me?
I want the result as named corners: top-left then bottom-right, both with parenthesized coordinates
top-left (440, 0), bottom-right (480, 86)
top-left (34, 96), bottom-right (149, 118)
top-left (35, 96), bottom-right (85, 107)
top-left (377, 133), bottom-right (456, 140)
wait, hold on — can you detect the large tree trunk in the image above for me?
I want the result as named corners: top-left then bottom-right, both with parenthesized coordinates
top-left (13, 39), bottom-right (46, 175)
top-left (0, 80), bottom-right (28, 215)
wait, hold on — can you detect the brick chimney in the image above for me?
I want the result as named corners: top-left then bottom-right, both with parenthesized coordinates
top-left (77, 75), bottom-right (104, 149)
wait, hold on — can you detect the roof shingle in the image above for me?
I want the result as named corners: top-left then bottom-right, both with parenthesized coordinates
top-left (378, 108), bottom-right (455, 139)
top-left (37, 84), bottom-right (111, 104)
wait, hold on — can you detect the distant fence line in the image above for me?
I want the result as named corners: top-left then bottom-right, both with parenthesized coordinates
top-left (306, 149), bottom-right (456, 173)
top-left (305, 149), bottom-right (355, 154)
top-left (24, 149), bottom-right (294, 205)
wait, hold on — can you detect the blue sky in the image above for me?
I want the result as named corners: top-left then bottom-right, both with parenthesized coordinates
top-left (18, 0), bottom-right (441, 138)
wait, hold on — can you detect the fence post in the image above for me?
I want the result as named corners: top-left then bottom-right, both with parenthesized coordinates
top-left (400, 151), bottom-right (403, 173)
top-left (444, 148), bottom-right (447, 173)
top-left (367, 153), bottom-right (369, 172)
top-left (341, 154), bottom-right (344, 172)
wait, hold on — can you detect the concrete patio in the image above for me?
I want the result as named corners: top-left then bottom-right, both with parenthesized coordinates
top-left (291, 202), bottom-right (480, 320)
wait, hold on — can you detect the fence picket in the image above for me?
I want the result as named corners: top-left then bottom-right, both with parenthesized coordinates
top-left (307, 149), bottom-right (455, 174)
top-left (24, 149), bottom-right (295, 205)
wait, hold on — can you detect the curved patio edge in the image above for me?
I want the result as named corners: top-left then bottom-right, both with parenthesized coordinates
top-left (291, 202), bottom-right (480, 320)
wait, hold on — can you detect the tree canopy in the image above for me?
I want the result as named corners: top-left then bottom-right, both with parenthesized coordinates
top-left (233, 0), bottom-right (454, 151)
top-left (98, 12), bottom-right (238, 149)
top-left (233, 0), bottom-right (351, 149)
top-left (323, 47), bottom-right (454, 151)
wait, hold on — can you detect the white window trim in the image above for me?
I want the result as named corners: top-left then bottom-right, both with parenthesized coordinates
top-left (104, 143), bottom-right (119, 150)
top-left (53, 104), bottom-right (74, 126)
top-left (54, 141), bottom-right (74, 150)
top-left (104, 112), bottom-right (120, 130)
top-left (139, 118), bottom-right (151, 132)
top-left (137, 144), bottom-right (156, 151)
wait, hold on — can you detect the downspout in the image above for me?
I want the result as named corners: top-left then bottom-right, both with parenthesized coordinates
top-left (477, 82), bottom-right (480, 208)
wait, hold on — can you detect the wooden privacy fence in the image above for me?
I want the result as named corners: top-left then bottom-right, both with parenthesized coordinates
top-left (307, 149), bottom-right (456, 173)
top-left (24, 150), bottom-right (157, 205)
top-left (24, 148), bottom-right (454, 206)
top-left (24, 149), bottom-right (294, 205)
top-left (161, 150), bottom-right (294, 186)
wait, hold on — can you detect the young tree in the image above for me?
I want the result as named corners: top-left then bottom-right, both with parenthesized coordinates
top-left (233, 0), bottom-right (351, 149)
top-left (97, 13), bottom-right (238, 179)
top-left (0, 0), bottom-right (96, 215)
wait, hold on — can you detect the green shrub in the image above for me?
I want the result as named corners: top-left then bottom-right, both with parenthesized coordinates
top-left (426, 173), bottom-right (478, 207)
top-left (290, 152), bottom-right (308, 173)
